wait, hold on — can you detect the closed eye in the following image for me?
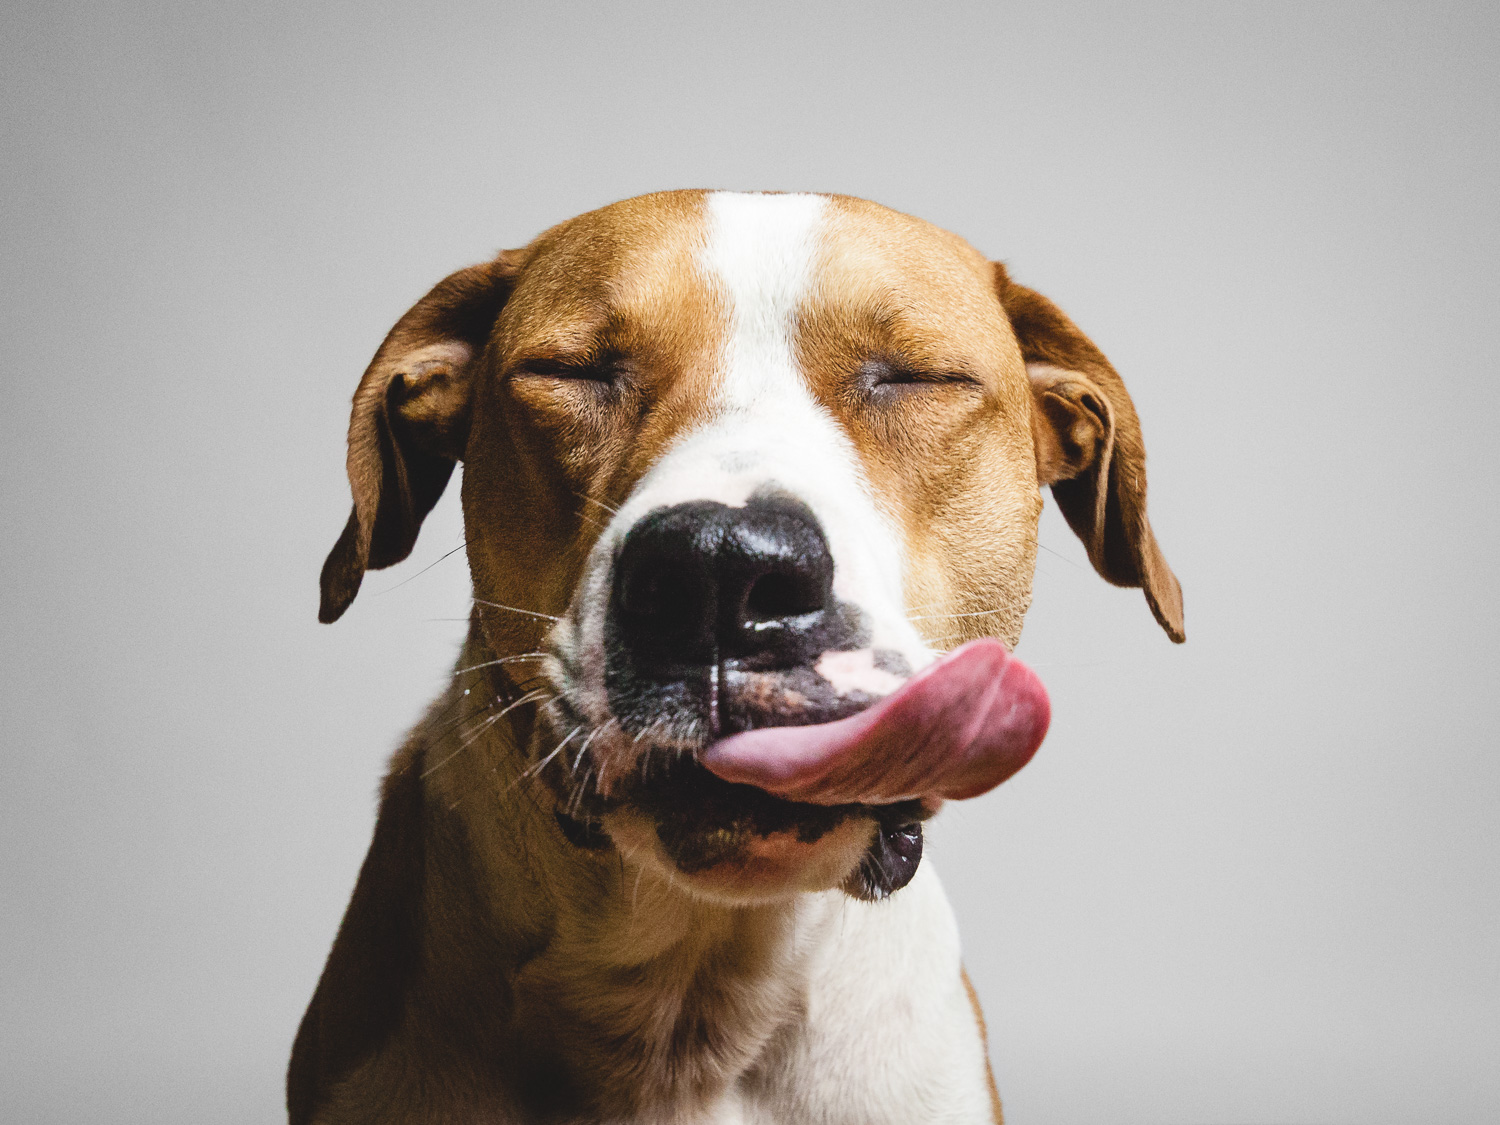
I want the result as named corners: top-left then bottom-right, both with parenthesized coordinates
top-left (516, 355), bottom-right (618, 383)
top-left (859, 357), bottom-right (980, 391)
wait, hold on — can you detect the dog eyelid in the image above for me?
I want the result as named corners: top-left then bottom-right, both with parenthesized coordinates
top-left (513, 355), bottom-right (618, 383)
top-left (858, 357), bottom-right (979, 390)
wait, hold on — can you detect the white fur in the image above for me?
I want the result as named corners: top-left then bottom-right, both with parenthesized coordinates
top-left (633, 866), bottom-right (993, 1123)
top-left (527, 193), bottom-right (994, 1121)
top-left (747, 865), bottom-right (996, 1122)
top-left (557, 192), bottom-right (934, 741)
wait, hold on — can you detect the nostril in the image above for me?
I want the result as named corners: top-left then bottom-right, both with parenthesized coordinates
top-left (744, 570), bottom-right (823, 622)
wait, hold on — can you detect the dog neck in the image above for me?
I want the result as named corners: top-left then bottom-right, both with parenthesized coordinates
top-left (412, 622), bottom-right (839, 1118)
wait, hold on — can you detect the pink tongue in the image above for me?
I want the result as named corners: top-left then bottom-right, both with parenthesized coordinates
top-left (700, 639), bottom-right (1050, 806)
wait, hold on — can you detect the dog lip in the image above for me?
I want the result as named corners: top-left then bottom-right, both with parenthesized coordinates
top-left (699, 639), bottom-right (1050, 806)
top-left (613, 753), bottom-right (913, 874)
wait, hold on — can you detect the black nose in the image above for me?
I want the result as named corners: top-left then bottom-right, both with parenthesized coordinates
top-left (611, 496), bottom-right (835, 668)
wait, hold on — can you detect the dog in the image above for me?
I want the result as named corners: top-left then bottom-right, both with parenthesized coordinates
top-left (290, 190), bottom-right (1183, 1124)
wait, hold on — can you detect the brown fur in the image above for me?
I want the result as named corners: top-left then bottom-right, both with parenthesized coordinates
top-left (994, 262), bottom-right (1184, 642)
top-left (962, 967), bottom-right (1005, 1124)
top-left (296, 191), bottom-right (1182, 1123)
top-left (803, 198), bottom-right (1041, 649)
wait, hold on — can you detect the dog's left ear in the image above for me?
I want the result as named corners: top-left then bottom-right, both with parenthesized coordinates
top-left (994, 263), bottom-right (1185, 642)
top-left (319, 252), bottom-right (523, 623)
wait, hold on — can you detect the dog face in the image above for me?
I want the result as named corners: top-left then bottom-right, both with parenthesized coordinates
top-left (319, 190), bottom-right (1182, 904)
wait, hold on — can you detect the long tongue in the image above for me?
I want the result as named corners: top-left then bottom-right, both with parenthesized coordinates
top-left (700, 639), bottom-right (1049, 806)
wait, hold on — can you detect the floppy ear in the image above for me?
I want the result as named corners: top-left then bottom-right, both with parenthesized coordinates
top-left (319, 253), bottom-right (523, 623)
top-left (994, 262), bottom-right (1185, 643)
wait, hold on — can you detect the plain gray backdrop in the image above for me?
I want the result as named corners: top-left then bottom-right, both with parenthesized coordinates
top-left (3, 2), bottom-right (1497, 1122)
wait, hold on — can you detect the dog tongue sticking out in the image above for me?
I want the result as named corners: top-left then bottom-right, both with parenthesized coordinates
top-left (701, 639), bottom-right (1050, 807)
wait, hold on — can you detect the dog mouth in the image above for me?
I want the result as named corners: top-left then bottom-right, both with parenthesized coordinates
top-left (547, 639), bottom-right (1050, 899)
top-left (563, 751), bottom-right (929, 899)
top-left (544, 707), bottom-right (918, 898)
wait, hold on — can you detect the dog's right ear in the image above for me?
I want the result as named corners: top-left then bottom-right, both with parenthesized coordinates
top-left (319, 252), bottom-right (523, 623)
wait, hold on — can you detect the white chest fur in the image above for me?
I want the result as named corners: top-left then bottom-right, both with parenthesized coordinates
top-left (678, 863), bottom-right (995, 1124)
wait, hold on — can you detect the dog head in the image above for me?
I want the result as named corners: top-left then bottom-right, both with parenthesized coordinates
top-left (319, 191), bottom-right (1182, 904)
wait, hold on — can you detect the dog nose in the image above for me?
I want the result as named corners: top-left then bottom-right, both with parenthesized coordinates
top-left (612, 497), bottom-right (836, 667)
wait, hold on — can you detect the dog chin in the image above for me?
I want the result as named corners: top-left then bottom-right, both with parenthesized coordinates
top-left (602, 806), bottom-right (875, 904)
top-left (558, 742), bottom-right (929, 904)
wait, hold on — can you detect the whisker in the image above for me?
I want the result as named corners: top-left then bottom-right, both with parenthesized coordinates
top-left (633, 717), bottom-right (664, 747)
top-left (373, 540), bottom-right (468, 596)
top-left (637, 719), bottom-right (671, 782)
top-left (421, 688), bottom-right (554, 778)
top-left (902, 600), bottom-right (948, 614)
top-left (908, 606), bottom-right (1008, 622)
top-left (570, 717), bottom-right (616, 773)
top-left (572, 489), bottom-right (620, 515)
top-left (426, 692), bottom-right (502, 742)
top-left (425, 671), bottom-right (551, 743)
top-left (1037, 541), bottom-right (1086, 570)
top-left (427, 684), bottom-right (480, 728)
top-left (567, 766), bottom-right (594, 816)
top-left (472, 598), bottom-right (562, 623)
top-left (453, 652), bottom-right (550, 675)
top-left (457, 691), bottom-right (556, 751)
top-left (512, 724), bottom-right (582, 789)
top-left (494, 687), bottom-right (557, 721)
top-left (425, 711), bottom-right (508, 778)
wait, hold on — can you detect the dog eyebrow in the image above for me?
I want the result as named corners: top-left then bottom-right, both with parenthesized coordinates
top-left (870, 301), bottom-right (986, 370)
top-left (806, 300), bottom-right (986, 384)
top-left (511, 348), bottom-right (609, 373)
top-left (504, 308), bottom-right (644, 372)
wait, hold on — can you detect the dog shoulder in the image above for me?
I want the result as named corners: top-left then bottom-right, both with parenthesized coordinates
top-left (288, 741), bottom-right (430, 1125)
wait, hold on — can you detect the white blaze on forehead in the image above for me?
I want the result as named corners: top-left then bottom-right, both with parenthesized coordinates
top-left (701, 191), bottom-right (826, 413)
top-left (681, 191), bottom-right (919, 656)
top-left (558, 191), bottom-right (935, 733)
top-left (610, 191), bottom-right (844, 512)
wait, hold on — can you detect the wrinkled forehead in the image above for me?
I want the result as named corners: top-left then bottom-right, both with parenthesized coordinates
top-left (497, 190), bottom-right (1013, 373)
top-left (495, 190), bottom-right (719, 359)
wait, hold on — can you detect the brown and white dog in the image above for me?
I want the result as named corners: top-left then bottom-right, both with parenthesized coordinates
top-left (291, 190), bottom-right (1183, 1124)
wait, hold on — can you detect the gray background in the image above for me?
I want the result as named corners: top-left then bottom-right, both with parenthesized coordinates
top-left (3, 3), bottom-right (1496, 1122)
